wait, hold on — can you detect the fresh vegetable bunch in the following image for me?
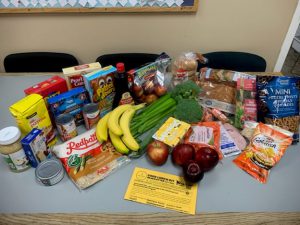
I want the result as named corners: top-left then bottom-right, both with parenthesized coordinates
top-left (170, 80), bottom-right (201, 101)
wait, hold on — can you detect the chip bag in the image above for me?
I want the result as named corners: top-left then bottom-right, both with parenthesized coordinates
top-left (233, 123), bottom-right (293, 183)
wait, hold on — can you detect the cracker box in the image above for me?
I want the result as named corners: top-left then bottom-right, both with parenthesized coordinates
top-left (24, 76), bottom-right (68, 125)
top-left (47, 87), bottom-right (90, 126)
top-left (21, 128), bottom-right (50, 168)
top-left (63, 62), bottom-right (102, 90)
top-left (83, 66), bottom-right (116, 117)
top-left (24, 76), bottom-right (68, 103)
top-left (9, 94), bottom-right (57, 147)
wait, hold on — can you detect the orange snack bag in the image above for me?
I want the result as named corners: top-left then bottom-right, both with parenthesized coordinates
top-left (184, 122), bottom-right (222, 160)
top-left (233, 123), bottom-right (293, 183)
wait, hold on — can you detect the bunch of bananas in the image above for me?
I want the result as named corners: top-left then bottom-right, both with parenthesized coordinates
top-left (96, 104), bottom-right (145, 155)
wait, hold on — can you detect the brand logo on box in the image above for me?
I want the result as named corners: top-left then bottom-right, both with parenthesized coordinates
top-left (70, 75), bottom-right (84, 88)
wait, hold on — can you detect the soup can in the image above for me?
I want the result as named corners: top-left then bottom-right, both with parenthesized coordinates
top-left (55, 113), bottom-right (77, 142)
top-left (82, 103), bottom-right (100, 130)
top-left (35, 158), bottom-right (64, 186)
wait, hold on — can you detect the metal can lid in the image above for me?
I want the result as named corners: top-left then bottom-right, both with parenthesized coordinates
top-left (55, 113), bottom-right (74, 125)
top-left (0, 126), bottom-right (21, 145)
top-left (35, 158), bottom-right (64, 186)
top-left (82, 103), bottom-right (99, 114)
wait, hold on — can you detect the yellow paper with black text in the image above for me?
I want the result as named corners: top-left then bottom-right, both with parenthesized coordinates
top-left (124, 167), bottom-right (198, 215)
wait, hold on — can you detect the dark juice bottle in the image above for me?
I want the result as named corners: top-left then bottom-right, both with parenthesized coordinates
top-left (112, 62), bottom-right (134, 109)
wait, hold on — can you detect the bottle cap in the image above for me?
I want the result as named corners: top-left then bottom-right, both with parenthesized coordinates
top-left (0, 126), bottom-right (21, 145)
top-left (116, 62), bottom-right (125, 73)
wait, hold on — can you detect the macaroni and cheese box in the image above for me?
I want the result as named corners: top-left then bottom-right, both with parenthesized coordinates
top-left (63, 62), bottom-right (102, 90)
top-left (47, 87), bottom-right (90, 126)
top-left (83, 66), bottom-right (116, 117)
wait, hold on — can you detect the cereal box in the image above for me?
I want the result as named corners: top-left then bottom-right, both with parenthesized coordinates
top-left (47, 87), bottom-right (90, 126)
top-left (9, 94), bottom-right (57, 147)
top-left (83, 66), bottom-right (116, 117)
top-left (63, 62), bottom-right (102, 90)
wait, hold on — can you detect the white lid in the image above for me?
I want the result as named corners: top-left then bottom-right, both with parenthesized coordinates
top-left (0, 126), bottom-right (21, 145)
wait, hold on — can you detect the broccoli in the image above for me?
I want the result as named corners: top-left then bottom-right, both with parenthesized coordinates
top-left (171, 80), bottom-right (201, 102)
top-left (174, 99), bottom-right (203, 123)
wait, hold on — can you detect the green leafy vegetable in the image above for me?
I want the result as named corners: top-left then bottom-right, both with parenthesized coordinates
top-left (174, 99), bottom-right (203, 123)
top-left (170, 80), bottom-right (201, 102)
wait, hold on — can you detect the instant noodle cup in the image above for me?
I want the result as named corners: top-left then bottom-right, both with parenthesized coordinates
top-left (233, 123), bottom-right (293, 183)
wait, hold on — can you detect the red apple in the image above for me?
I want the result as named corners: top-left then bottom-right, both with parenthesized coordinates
top-left (171, 143), bottom-right (195, 166)
top-left (147, 140), bottom-right (169, 166)
top-left (195, 147), bottom-right (219, 172)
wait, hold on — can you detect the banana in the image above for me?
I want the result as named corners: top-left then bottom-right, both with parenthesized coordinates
top-left (120, 108), bottom-right (140, 151)
top-left (96, 112), bottom-right (111, 142)
top-left (108, 129), bottom-right (129, 155)
top-left (107, 104), bottom-right (133, 136)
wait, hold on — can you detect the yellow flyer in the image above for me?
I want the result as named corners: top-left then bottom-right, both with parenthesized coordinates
top-left (124, 167), bottom-right (198, 215)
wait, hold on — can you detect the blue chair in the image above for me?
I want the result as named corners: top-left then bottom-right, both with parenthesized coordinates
top-left (4, 52), bottom-right (79, 72)
top-left (197, 51), bottom-right (267, 72)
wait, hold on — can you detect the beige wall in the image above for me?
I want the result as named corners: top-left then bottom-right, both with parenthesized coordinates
top-left (0, 0), bottom-right (297, 72)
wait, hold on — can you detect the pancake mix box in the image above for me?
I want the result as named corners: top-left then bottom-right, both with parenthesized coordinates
top-left (63, 62), bottom-right (102, 90)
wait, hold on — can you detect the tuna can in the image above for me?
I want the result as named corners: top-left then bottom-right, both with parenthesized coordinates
top-left (35, 158), bottom-right (64, 186)
top-left (82, 103), bottom-right (100, 130)
top-left (55, 113), bottom-right (77, 142)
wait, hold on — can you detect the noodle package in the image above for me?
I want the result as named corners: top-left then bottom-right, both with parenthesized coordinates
top-left (233, 123), bottom-right (293, 183)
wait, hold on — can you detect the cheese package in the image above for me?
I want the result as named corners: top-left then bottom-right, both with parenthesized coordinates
top-left (9, 94), bottom-right (57, 147)
top-left (83, 66), bottom-right (116, 117)
top-left (63, 62), bottom-right (102, 90)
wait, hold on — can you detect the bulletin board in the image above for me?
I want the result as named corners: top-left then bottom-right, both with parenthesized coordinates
top-left (0, 0), bottom-right (198, 13)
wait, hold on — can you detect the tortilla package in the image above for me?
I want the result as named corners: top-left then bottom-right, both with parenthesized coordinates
top-left (53, 128), bottom-right (130, 190)
top-left (233, 123), bottom-right (293, 183)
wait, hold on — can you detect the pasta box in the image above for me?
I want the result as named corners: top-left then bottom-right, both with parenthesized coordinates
top-left (21, 128), bottom-right (50, 168)
top-left (83, 65), bottom-right (116, 117)
top-left (47, 87), bottom-right (90, 126)
top-left (63, 62), bottom-right (102, 90)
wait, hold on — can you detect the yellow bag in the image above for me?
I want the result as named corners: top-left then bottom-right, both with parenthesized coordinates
top-left (9, 94), bottom-right (56, 147)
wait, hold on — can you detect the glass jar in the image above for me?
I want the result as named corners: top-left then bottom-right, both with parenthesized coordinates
top-left (0, 126), bottom-right (30, 172)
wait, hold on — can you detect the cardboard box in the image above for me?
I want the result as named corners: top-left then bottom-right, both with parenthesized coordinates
top-left (83, 65), bottom-right (116, 117)
top-left (63, 62), bottom-right (102, 90)
top-left (24, 76), bottom-right (68, 104)
top-left (47, 87), bottom-right (90, 126)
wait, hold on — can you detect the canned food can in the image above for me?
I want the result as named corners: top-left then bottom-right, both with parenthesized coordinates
top-left (55, 114), bottom-right (77, 142)
top-left (35, 158), bottom-right (64, 186)
top-left (82, 103), bottom-right (100, 130)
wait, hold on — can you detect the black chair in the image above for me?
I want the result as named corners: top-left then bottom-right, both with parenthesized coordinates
top-left (197, 51), bottom-right (267, 72)
top-left (96, 53), bottom-right (160, 71)
top-left (4, 52), bottom-right (79, 72)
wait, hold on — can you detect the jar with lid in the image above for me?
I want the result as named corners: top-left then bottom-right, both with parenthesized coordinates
top-left (0, 126), bottom-right (30, 172)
